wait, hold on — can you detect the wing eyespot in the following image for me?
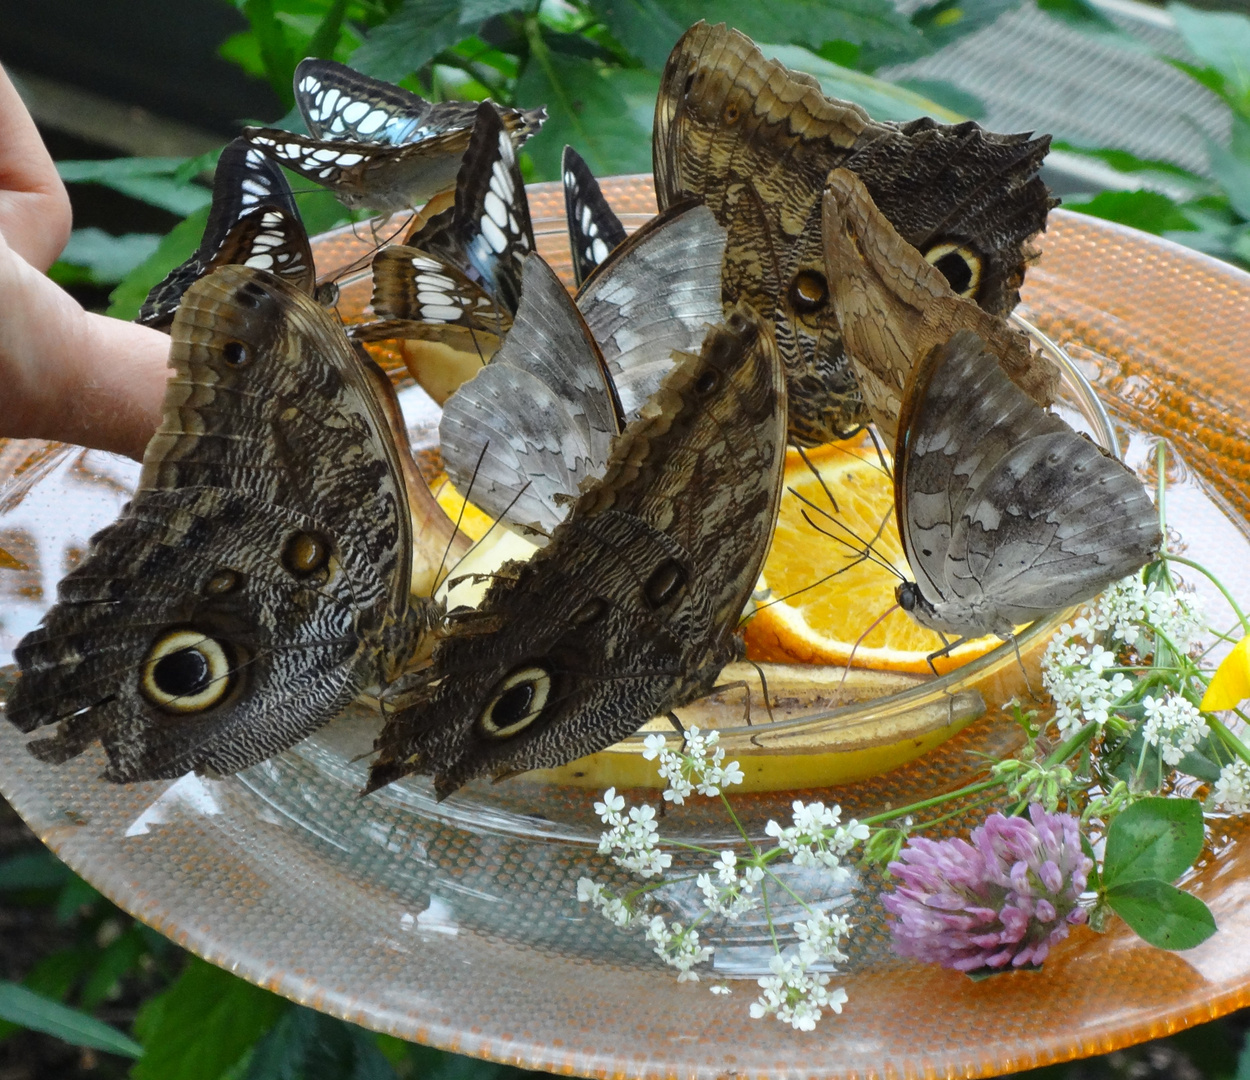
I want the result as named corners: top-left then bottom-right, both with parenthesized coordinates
top-left (644, 559), bottom-right (687, 609)
top-left (694, 368), bottom-right (720, 396)
top-left (788, 269), bottom-right (829, 314)
top-left (222, 341), bottom-right (251, 366)
top-left (923, 242), bottom-right (982, 298)
top-left (282, 531), bottom-right (331, 578)
top-left (204, 569), bottom-right (244, 596)
top-left (140, 629), bottom-right (235, 713)
top-left (479, 666), bottom-right (551, 738)
top-left (571, 597), bottom-right (608, 625)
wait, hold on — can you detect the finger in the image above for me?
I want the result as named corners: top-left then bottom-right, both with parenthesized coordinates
top-left (0, 64), bottom-right (73, 270)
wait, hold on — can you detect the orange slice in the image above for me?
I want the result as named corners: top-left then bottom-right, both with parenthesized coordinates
top-left (743, 440), bottom-right (1000, 675)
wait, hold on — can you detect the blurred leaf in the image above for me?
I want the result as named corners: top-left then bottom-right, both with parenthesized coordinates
top-left (1052, 142), bottom-right (1213, 197)
top-left (107, 208), bottom-right (210, 321)
top-left (585, 0), bottom-right (684, 69)
top-left (57, 158), bottom-right (212, 217)
top-left (0, 981), bottom-right (143, 1058)
top-left (54, 874), bottom-right (103, 924)
top-left (667, 0), bottom-right (923, 56)
top-left (308, 0), bottom-right (350, 58)
top-left (243, 1006), bottom-right (396, 1080)
top-left (80, 928), bottom-right (147, 1010)
top-left (1102, 796), bottom-right (1205, 888)
top-left (0, 850), bottom-right (73, 892)
top-left (1168, 2), bottom-right (1250, 111)
top-left (761, 45), bottom-right (964, 122)
top-left (132, 957), bottom-right (288, 1080)
top-left (1036, 0), bottom-right (1118, 32)
top-left (516, 32), bottom-right (652, 180)
top-left (1105, 878), bottom-right (1217, 950)
top-left (911, 0), bottom-right (1022, 51)
top-left (1206, 119), bottom-right (1250, 221)
top-left (895, 78), bottom-right (982, 118)
top-left (51, 230), bottom-right (163, 287)
top-left (241, 0), bottom-right (299, 106)
top-left (353, 0), bottom-right (521, 82)
top-left (1064, 190), bottom-right (1198, 235)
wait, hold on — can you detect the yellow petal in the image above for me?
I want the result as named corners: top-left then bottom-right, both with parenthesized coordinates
top-left (1202, 636), bottom-right (1250, 711)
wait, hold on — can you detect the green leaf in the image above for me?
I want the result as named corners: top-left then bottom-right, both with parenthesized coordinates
top-left (911, 0), bottom-right (1022, 52)
top-left (760, 45), bottom-right (965, 122)
top-left (1064, 190), bottom-right (1198, 236)
top-left (1206, 119), bottom-right (1250, 221)
top-left (80, 929), bottom-right (147, 1011)
top-left (307, 0), bottom-right (350, 58)
top-left (1080, 831), bottom-right (1101, 892)
top-left (244, 1007), bottom-right (396, 1080)
top-left (895, 78), bottom-right (983, 118)
top-left (0, 850), bottom-right (73, 891)
top-left (241, 0), bottom-right (299, 107)
top-left (57, 158), bottom-right (213, 217)
top-left (516, 38), bottom-right (652, 180)
top-left (1036, 0), bottom-right (1119, 32)
top-left (352, 0), bottom-right (520, 82)
top-left (1106, 878), bottom-right (1217, 950)
top-left (52, 229), bottom-right (163, 287)
top-left (0, 981), bottom-right (143, 1058)
top-left (585, 0), bottom-right (684, 69)
top-left (1168, 3), bottom-right (1250, 109)
top-left (132, 957), bottom-right (288, 1080)
top-left (1102, 796), bottom-right (1205, 888)
top-left (106, 208), bottom-right (210, 321)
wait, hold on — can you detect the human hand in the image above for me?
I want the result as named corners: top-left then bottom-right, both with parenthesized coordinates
top-left (0, 64), bottom-right (168, 461)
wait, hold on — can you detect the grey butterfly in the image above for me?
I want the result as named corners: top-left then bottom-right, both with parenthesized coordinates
top-left (894, 329), bottom-right (1162, 641)
top-left (439, 201), bottom-right (727, 537)
top-left (562, 145), bottom-right (627, 288)
top-left (244, 61), bottom-right (545, 213)
top-left (138, 138), bottom-right (321, 330)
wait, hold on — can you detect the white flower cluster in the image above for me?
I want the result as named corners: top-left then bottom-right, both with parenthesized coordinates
top-left (1076, 574), bottom-right (1204, 656)
top-left (641, 727), bottom-right (744, 804)
top-left (577, 877), bottom-right (636, 928)
top-left (696, 850), bottom-right (765, 919)
top-left (594, 788), bottom-right (672, 878)
top-left (764, 801), bottom-right (868, 882)
top-left (748, 912), bottom-right (851, 1032)
top-left (644, 916), bottom-right (713, 982)
top-left (1213, 760), bottom-right (1250, 813)
top-left (1042, 635), bottom-right (1134, 738)
top-left (1141, 693), bottom-right (1210, 766)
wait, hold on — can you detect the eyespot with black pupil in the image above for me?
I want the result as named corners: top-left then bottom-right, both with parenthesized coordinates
top-left (788, 269), bottom-right (828, 314)
top-left (222, 340), bottom-right (250, 366)
top-left (723, 103), bottom-right (739, 124)
top-left (923, 243), bottom-right (982, 298)
top-left (203, 569), bottom-right (243, 596)
top-left (694, 368), bottom-right (720, 396)
top-left (644, 559), bottom-right (687, 609)
top-left (140, 629), bottom-right (235, 713)
top-left (282, 531), bottom-right (331, 578)
top-left (479, 666), bottom-right (551, 738)
top-left (237, 282), bottom-right (267, 308)
top-left (683, 73), bottom-right (695, 96)
top-left (571, 597), bottom-right (608, 625)
top-left (315, 283), bottom-right (340, 308)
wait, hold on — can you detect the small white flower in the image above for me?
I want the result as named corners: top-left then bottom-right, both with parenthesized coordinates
top-left (577, 877), bottom-right (603, 904)
top-left (641, 733), bottom-right (668, 760)
top-left (709, 984), bottom-right (732, 996)
top-left (1141, 693), bottom-right (1209, 766)
top-left (1213, 760), bottom-right (1250, 813)
top-left (749, 952), bottom-right (846, 1031)
top-left (645, 917), bottom-right (713, 980)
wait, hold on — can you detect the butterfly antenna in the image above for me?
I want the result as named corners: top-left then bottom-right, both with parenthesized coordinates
top-left (839, 602), bottom-right (899, 689)
top-left (433, 442), bottom-right (488, 591)
top-left (1010, 633), bottom-right (1037, 698)
top-left (795, 443), bottom-right (838, 515)
top-left (865, 425), bottom-right (893, 480)
top-left (793, 498), bottom-right (903, 581)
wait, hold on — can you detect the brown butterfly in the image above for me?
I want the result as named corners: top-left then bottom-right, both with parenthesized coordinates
top-left (821, 167), bottom-right (1058, 445)
top-left (366, 304), bottom-right (786, 799)
top-left (7, 266), bottom-right (452, 781)
top-left (653, 21), bottom-right (1056, 446)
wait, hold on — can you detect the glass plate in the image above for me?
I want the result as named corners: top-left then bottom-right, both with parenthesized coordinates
top-left (2, 177), bottom-right (1250, 1079)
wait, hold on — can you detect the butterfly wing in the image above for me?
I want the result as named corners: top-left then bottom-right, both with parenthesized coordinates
top-left (438, 253), bottom-right (623, 536)
top-left (576, 200), bottom-right (727, 421)
top-left (898, 330), bottom-right (1160, 638)
top-left (348, 243), bottom-right (508, 347)
top-left (369, 304), bottom-right (786, 799)
top-left (138, 139), bottom-right (316, 329)
top-left (8, 267), bottom-right (428, 781)
top-left (823, 168), bottom-right (1058, 445)
top-left (562, 145), bottom-right (628, 288)
top-left (653, 22), bottom-right (1054, 447)
top-left (402, 101), bottom-right (535, 314)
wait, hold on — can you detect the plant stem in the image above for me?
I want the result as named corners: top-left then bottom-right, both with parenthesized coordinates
top-left (1168, 553), bottom-right (1250, 633)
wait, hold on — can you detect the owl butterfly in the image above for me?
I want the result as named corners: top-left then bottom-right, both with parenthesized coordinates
top-left (438, 200), bottom-right (727, 537)
top-left (138, 137), bottom-right (328, 330)
top-left (367, 303), bottom-right (786, 799)
top-left (892, 330), bottom-right (1161, 641)
top-left (245, 58), bottom-right (545, 213)
top-left (821, 168), bottom-right (1057, 446)
top-left (653, 20), bottom-right (1056, 446)
top-left (7, 266), bottom-right (452, 782)
top-left (562, 145), bottom-right (627, 288)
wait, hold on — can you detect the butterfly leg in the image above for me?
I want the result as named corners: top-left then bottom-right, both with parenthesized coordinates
top-left (924, 633), bottom-right (969, 678)
top-left (1008, 634), bottom-right (1037, 698)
